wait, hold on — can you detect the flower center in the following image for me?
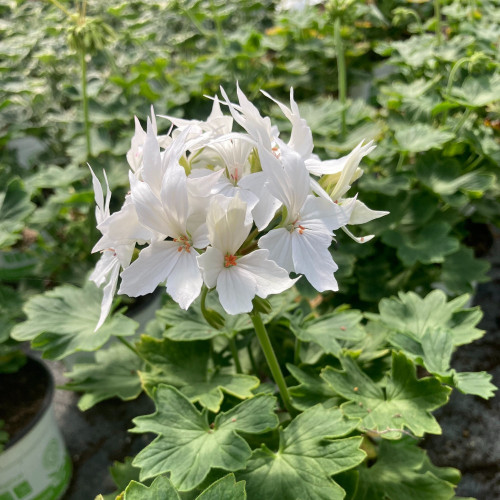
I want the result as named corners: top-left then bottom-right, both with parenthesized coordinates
top-left (224, 254), bottom-right (237, 267)
top-left (174, 235), bottom-right (191, 253)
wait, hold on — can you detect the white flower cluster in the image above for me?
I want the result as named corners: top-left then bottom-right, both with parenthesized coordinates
top-left (89, 85), bottom-right (387, 329)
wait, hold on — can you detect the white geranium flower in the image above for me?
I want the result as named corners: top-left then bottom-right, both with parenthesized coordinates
top-left (197, 195), bottom-right (297, 315)
top-left (119, 157), bottom-right (205, 309)
top-left (88, 167), bottom-right (135, 331)
top-left (257, 146), bottom-right (349, 292)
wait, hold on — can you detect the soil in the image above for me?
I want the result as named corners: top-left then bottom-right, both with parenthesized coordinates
top-left (0, 356), bottom-right (51, 447)
top-left (424, 228), bottom-right (500, 500)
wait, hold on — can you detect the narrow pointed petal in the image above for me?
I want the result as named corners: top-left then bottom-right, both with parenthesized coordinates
top-left (341, 225), bottom-right (375, 244)
top-left (129, 174), bottom-right (169, 237)
top-left (119, 242), bottom-right (181, 297)
top-left (142, 118), bottom-right (163, 196)
top-left (292, 231), bottom-right (339, 292)
top-left (95, 262), bottom-right (120, 332)
top-left (343, 198), bottom-right (389, 225)
top-left (166, 250), bottom-right (203, 309)
top-left (89, 251), bottom-right (117, 287)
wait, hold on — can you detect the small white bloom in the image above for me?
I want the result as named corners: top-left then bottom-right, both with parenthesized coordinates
top-left (197, 195), bottom-right (296, 314)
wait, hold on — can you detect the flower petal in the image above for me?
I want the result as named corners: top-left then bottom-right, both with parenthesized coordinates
top-left (237, 249), bottom-right (297, 297)
top-left (217, 267), bottom-right (257, 315)
top-left (258, 227), bottom-right (294, 272)
top-left (119, 241), bottom-right (181, 297)
top-left (292, 231), bottom-right (339, 292)
top-left (197, 246), bottom-right (224, 289)
top-left (166, 249), bottom-right (203, 309)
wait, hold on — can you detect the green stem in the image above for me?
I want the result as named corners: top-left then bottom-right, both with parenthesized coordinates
top-left (209, 0), bottom-right (225, 49)
top-left (228, 336), bottom-right (243, 374)
top-left (250, 310), bottom-right (294, 415)
top-left (47, 0), bottom-right (72, 17)
top-left (247, 342), bottom-right (258, 374)
top-left (294, 338), bottom-right (301, 365)
top-left (79, 48), bottom-right (92, 158)
top-left (396, 151), bottom-right (406, 172)
top-left (117, 337), bottom-right (149, 365)
top-left (453, 108), bottom-right (472, 134)
top-left (334, 17), bottom-right (347, 137)
top-left (434, 0), bottom-right (442, 44)
top-left (442, 56), bottom-right (469, 124)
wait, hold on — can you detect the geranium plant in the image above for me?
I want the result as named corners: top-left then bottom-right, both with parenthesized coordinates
top-left (11, 85), bottom-right (496, 499)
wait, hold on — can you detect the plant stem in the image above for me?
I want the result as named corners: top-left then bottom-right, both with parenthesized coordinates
top-left (47, 0), bottom-right (72, 17)
top-left (453, 108), bottom-right (472, 134)
top-left (117, 336), bottom-right (149, 365)
top-left (434, 0), bottom-right (442, 44)
top-left (396, 151), bottom-right (406, 171)
top-left (442, 56), bottom-right (469, 124)
top-left (250, 310), bottom-right (294, 415)
top-left (334, 17), bottom-right (347, 137)
top-left (79, 48), bottom-right (92, 158)
top-left (247, 342), bottom-right (258, 374)
top-left (228, 336), bottom-right (243, 374)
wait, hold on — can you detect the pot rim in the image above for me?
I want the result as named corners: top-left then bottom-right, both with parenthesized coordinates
top-left (4, 354), bottom-right (55, 449)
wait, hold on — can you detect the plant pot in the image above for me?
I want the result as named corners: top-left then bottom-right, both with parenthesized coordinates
top-left (0, 356), bottom-right (71, 500)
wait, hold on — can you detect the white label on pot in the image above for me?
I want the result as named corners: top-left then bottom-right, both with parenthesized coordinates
top-left (0, 403), bottom-right (71, 500)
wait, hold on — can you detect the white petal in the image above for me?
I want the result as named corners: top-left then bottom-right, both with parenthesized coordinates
top-left (341, 225), bottom-right (375, 244)
top-left (197, 247), bottom-right (224, 289)
top-left (95, 262), bottom-right (120, 332)
top-left (206, 194), bottom-right (251, 254)
top-left (237, 249), bottom-right (297, 297)
top-left (238, 172), bottom-right (281, 230)
top-left (217, 267), bottom-right (257, 315)
top-left (119, 242), bottom-right (181, 297)
top-left (142, 119), bottom-right (163, 196)
top-left (292, 231), bottom-right (339, 292)
top-left (258, 227), bottom-right (294, 272)
top-left (89, 251), bottom-right (117, 287)
top-left (130, 174), bottom-right (170, 237)
top-left (160, 162), bottom-right (189, 236)
top-left (301, 195), bottom-right (350, 232)
top-left (166, 249), bottom-right (202, 309)
top-left (344, 198), bottom-right (389, 225)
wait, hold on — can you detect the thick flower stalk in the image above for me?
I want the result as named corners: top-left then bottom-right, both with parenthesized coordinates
top-left (88, 85), bottom-right (387, 327)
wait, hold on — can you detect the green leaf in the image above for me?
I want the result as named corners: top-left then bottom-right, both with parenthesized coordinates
top-left (25, 164), bottom-right (87, 191)
top-left (11, 283), bottom-right (138, 360)
top-left (322, 353), bottom-right (450, 438)
top-left (197, 474), bottom-right (246, 500)
top-left (137, 336), bottom-right (259, 412)
top-left (239, 404), bottom-right (365, 500)
top-left (441, 246), bottom-right (490, 295)
top-left (448, 74), bottom-right (500, 107)
top-left (287, 364), bottom-right (342, 411)
top-left (291, 310), bottom-right (365, 356)
top-left (382, 222), bottom-right (459, 265)
top-left (121, 473), bottom-right (246, 500)
top-left (131, 386), bottom-right (278, 490)
top-left (416, 159), bottom-right (495, 197)
top-left (123, 476), bottom-right (180, 500)
top-left (393, 123), bottom-right (454, 153)
top-left (109, 457), bottom-right (143, 494)
top-left (0, 178), bottom-right (35, 248)
top-left (63, 343), bottom-right (143, 410)
top-left (353, 438), bottom-right (459, 500)
top-left (420, 328), bottom-right (454, 376)
top-left (377, 290), bottom-right (484, 346)
top-left (452, 371), bottom-right (497, 399)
